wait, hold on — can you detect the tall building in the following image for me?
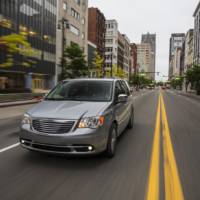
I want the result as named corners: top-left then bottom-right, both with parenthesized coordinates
top-left (56, 0), bottom-right (88, 80)
top-left (141, 33), bottom-right (156, 79)
top-left (168, 33), bottom-right (185, 79)
top-left (105, 19), bottom-right (131, 79)
top-left (87, 41), bottom-right (97, 77)
top-left (0, 0), bottom-right (57, 91)
top-left (117, 31), bottom-right (125, 70)
top-left (193, 2), bottom-right (200, 65)
top-left (88, 7), bottom-right (106, 59)
top-left (137, 43), bottom-right (152, 79)
top-left (122, 34), bottom-right (131, 78)
top-left (130, 43), bottom-right (138, 74)
top-left (172, 48), bottom-right (182, 76)
top-left (184, 29), bottom-right (194, 73)
top-left (105, 20), bottom-right (118, 73)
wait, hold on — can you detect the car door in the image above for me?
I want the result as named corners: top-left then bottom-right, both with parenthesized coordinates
top-left (120, 80), bottom-right (133, 126)
top-left (113, 80), bottom-right (129, 135)
top-left (113, 81), bottom-right (126, 135)
top-left (119, 80), bottom-right (132, 131)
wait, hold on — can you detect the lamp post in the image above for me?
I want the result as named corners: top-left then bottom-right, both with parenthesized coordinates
top-left (110, 53), bottom-right (113, 77)
top-left (57, 18), bottom-right (69, 80)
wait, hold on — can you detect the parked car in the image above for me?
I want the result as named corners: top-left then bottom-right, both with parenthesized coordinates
top-left (20, 78), bottom-right (134, 158)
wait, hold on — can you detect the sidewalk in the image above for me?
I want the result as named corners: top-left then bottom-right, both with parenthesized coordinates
top-left (174, 90), bottom-right (200, 101)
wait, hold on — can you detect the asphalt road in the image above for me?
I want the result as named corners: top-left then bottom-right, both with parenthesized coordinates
top-left (0, 89), bottom-right (200, 200)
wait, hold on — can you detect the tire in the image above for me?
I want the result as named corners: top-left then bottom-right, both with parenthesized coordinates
top-left (127, 110), bottom-right (134, 129)
top-left (105, 124), bottom-right (117, 158)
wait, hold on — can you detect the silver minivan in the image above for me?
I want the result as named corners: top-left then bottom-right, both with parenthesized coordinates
top-left (20, 78), bottom-right (134, 158)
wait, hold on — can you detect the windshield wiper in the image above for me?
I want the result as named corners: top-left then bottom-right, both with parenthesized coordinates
top-left (45, 98), bottom-right (64, 101)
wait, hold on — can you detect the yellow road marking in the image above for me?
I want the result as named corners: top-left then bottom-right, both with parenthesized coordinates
top-left (146, 94), bottom-right (161, 200)
top-left (160, 93), bottom-right (185, 200)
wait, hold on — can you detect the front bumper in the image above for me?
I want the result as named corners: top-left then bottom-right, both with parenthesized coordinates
top-left (19, 127), bottom-right (108, 155)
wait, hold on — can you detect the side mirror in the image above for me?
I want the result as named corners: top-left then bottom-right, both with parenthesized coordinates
top-left (130, 88), bottom-right (133, 93)
top-left (118, 94), bottom-right (128, 103)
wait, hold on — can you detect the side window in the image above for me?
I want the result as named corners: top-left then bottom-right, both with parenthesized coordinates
top-left (120, 81), bottom-right (130, 96)
top-left (115, 81), bottom-right (123, 100)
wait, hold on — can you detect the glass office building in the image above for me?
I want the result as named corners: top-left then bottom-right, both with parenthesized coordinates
top-left (0, 0), bottom-right (57, 92)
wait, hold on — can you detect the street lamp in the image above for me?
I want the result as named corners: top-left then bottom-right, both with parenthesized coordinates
top-left (57, 18), bottom-right (69, 79)
top-left (110, 53), bottom-right (113, 77)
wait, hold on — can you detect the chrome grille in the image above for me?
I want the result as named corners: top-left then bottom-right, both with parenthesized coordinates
top-left (32, 119), bottom-right (75, 134)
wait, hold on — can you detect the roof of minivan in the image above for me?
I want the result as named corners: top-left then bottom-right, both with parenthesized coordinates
top-left (62, 78), bottom-right (122, 82)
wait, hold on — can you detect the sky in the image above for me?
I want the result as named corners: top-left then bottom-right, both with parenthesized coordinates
top-left (89, 0), bottom-right (199, 81)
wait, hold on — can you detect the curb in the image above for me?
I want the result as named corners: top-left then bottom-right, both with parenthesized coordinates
top-left (175, 91), bottom-right (200, 101)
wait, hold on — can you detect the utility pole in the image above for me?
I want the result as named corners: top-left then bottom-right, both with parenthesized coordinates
top-left (58, 18), bottom-right (69, 80)
top-left (110, 53), bottom-right (113, 77)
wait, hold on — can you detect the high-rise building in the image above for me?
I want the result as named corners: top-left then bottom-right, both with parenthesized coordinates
top-left (184, 29), bottom-right (194, 73)
top-left (193, 2), bottom-right (200, 65)
top-left (122, 34), bottom-right (131, 78)
top-left (141, 33), bottom-right (156, 79)
top-left (105, 19), bottom-right (131, 79)
top-left (87, 41), bottom-right (97, 77)
top-left (168, 33), bottom-right (185, 79)
top-left (88, 7), bottom-right (106, 59)
top-left (172, 48), bottom-right (182, 76)
top-left (0, 0), bottom-right (57, 91)
top-left (130, 43), bottom-right (138, 74)
top-left (105, 19), bottom-right (118, 74)
top-left (56, 0), bottom-right (88, 80)
top-left (137, 43), bottom-right (152, 79)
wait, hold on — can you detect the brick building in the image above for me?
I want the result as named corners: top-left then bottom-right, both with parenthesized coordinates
top-left (88, 7), bottom-right (106, 59)
top-left (130, 43), bottom-right (138, 74)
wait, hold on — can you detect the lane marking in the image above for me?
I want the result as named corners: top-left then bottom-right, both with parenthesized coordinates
top-left (146, 94), bottom-right (161, 200)
top-left (160, 93), bottom-right (185, 200)
top-left (0, 142), bottom-right (20, 154)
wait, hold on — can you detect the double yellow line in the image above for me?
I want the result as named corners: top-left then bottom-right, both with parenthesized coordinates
top-left (146, 92), bottom-right (184, 200)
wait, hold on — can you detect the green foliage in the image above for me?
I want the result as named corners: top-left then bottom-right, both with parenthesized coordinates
top-left (185, 65), bottom-right (200, 94)
top-left (129, 74), bottom-right (140, 86)
top-left (129, 73), bottom-right (153, 88)
top-left (61, 43), bottom-right (88, 79)
top-left (0, 33), bottom-right (35, 68)
top-left (156, 81), bottom-right (164, 86)
top-left (92, 51), bottom-right (104, 78)
top-left (170, 76), bottom-right (184, 89)
top-left (112, 65), bottom-right (127, 79)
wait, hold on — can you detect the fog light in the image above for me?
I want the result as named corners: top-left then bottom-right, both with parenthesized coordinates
top-left (21, 140), bottom-right (25, 144)
top-left (88, 146), bottom-right (93, 151)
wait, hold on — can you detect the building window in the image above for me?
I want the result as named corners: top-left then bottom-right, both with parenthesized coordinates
top-left (75, 0), bottom-right (81, 5)
top-left (82, 32), bottom-right (85, 39)
top-left (70, 25), bottom-right (79, 36)
top-left (71, 8), bottom-right (80, 20)
top-left (82, 17), bottom-right (85, 25)
top-left (63, 2), bottom-right (67, 11)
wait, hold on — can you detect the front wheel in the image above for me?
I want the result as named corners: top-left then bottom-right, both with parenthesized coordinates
top-left (105, 124), bottom-right (117, 158)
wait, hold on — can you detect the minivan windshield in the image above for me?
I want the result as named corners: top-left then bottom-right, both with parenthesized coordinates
top-left (45, 80), bottom-right (113, 102)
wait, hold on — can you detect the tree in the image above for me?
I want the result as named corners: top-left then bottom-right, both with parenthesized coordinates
top-left (170, 76), bottom-right (184, 90)
top-left (105, 68), bottom-right (111, 78)
top-left (185, 65), bottom-right (200, 95)
top-left (129, 74), bottom-right (140, 89)
top-left (113, 65), bottom-right (127, 79)
top-left (0, 33), bottom-right (35, 68)
top-left (92, 51), bottom-right (104, 78)
top-left (61, 43), bottom-right (88, 80)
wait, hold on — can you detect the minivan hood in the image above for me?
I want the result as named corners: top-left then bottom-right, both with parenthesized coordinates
top-left (28, 100), bottom-right (111, 119)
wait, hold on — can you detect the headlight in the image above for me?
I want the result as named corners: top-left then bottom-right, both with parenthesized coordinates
top-left (22, 114), bottom-right (31, 125)
top-left (78, 116), bottom-right (104, 129)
